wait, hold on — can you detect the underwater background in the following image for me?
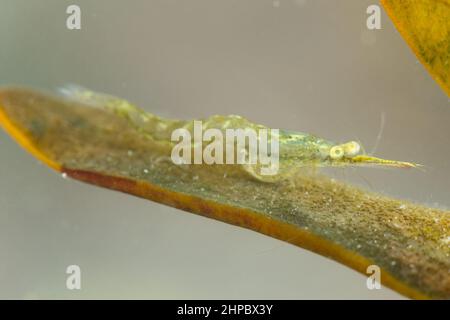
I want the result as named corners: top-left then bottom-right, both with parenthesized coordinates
top-left (0, 0), bottom-right (448, 299)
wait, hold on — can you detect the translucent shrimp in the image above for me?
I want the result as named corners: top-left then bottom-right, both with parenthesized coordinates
top-left (59, 85), bottom-right (420, 182)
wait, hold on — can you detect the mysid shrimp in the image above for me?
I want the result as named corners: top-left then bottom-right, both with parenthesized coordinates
top-left (60, 86), bottom-right (420, 182)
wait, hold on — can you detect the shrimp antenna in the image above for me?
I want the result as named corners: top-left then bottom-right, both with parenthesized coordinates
top-left (370, 111), bottom-right (386, 155)
top-left (355, 168), bottom-right (374, 191)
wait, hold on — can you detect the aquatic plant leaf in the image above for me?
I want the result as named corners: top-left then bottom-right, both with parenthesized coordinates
top-left (0, 88), bottom-right (449, 299)
top-left (381, 0), bottom-right (450, 97)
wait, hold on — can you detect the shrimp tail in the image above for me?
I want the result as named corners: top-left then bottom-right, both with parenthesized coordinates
top-left (58, 84), bottom-right (140, 115)
top-left (58, 84), bottom-right (160, 130)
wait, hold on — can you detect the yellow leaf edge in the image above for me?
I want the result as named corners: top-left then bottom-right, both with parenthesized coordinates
top-left (381, 0), bottom-right (450, 97)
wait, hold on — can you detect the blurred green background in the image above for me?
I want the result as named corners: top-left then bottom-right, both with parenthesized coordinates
top-left (0, 0), bottom-right (448, 299)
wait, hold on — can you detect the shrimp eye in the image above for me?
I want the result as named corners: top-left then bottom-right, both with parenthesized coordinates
top-left (329, 146), bottom-right (344, 159)
top-left (343, 141), bottom-right (361, 157)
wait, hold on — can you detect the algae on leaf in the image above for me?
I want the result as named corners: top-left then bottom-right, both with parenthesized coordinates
top-left (0, 88), bottom-right (449, 299)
